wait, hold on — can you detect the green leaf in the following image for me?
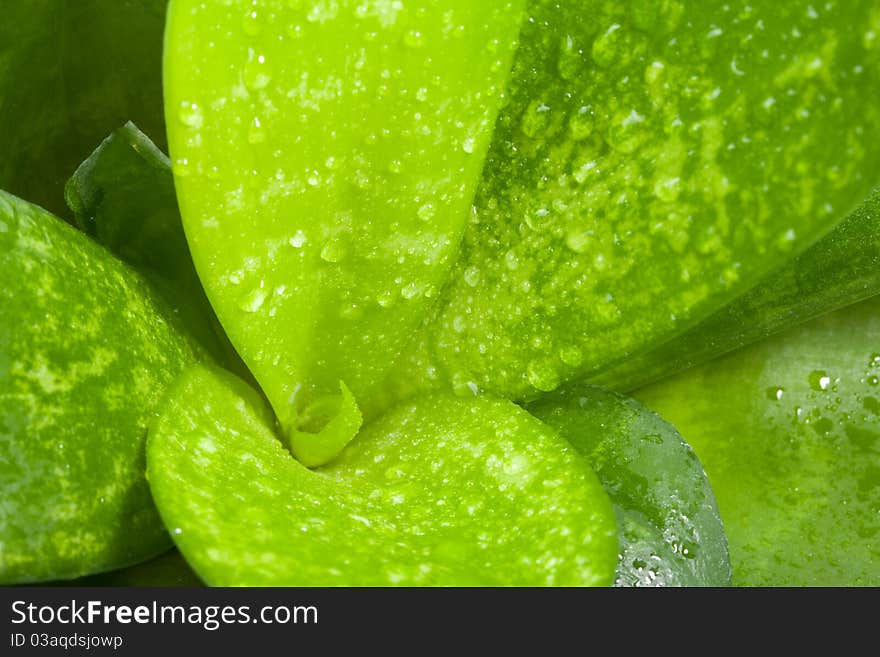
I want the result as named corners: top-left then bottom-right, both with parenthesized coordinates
top-left (528, 386), bottom-right (730, 586)
top-left (147, 364), bottom-right (618, 586)
top-left (163, 0), bottom-right (525, 463)
top-left (0, 0), bottom-right (167, 217)
top-left (73, 550), bottom-right (202, 587)
top-left (636, 295), bottom-right (880, 586)
top-left (64, 122), bottom-right (245, 373)
top-left (0, 190), bottom-right (201, 583)
top-left (594, 188), bottom-right (880, 391)
top-left (389, 0), bottom-right (880, 403)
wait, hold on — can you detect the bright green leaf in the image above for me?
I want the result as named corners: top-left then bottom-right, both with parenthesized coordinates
top-left (164, 0), bottom-right (524, 463)
top-left (636, 295), bottom-right (880, 586)
top-left (0, 190), bottom-right (201, 583)
top-left (0, 0), bottom-right (167, 217)
top-left (147, 364), bottom-right (618, 586)
top-left (528, 386), bottom-right (730, 586)
top-left (389, 0), bottom-right (880, 404)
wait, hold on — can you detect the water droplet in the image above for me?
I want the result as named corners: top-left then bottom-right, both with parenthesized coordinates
top-left (376, 291), bottom-right (395, 308)
top-left (417, 203), bottom-right (435, 222)
top-left (244, 54), bottom-right (272, 90)
top-left (173, 158), bottom-right (192, 177)
top-left (461, 137), bottom-right (476, 154)
top-left (307, 1), bottom-right (339, 23)
top-left (606, 109), bottom-right (648, 154)
top-left (591, 23), bottom-right (622, 68)
top-left (243, 10), bottom-right (262, 36)
top-left (240, 289), bottom-right (267, 313)
top-left (289, 231), bottom-right (307, 248)
top-left (520, 100), bottom-right (551, 138)
top-left (415, 87), bottom-right (428, 102)
top-left (808, 370), bottom-right (831, 392)
top-left (452, 316), bottom-right (467, 333)
top-left (653, 177), bottom-right (681, 202)
top-left (504, 250), bottom-right (519, 270)
top-left (812, 417), bottom-right (834, 435)
top-left (320, 239), bottom-right (346, 263)
top-left (772, 228), bottom-right (797, 253)
top-left (401, 282), bottom-right (422, 299)
top-left (463, 266), bottom-right (480, 287)
top-left (870, 353), bottom-right (880, 368)
top-left (558, 35), bottom-right (585, 80)
top-left (569, 106), bottom-right (594, 140)
top-left (177, 101), bottom-right (203, 129)
top-left (388, 159), bottom-right (403, 174)
top-left (404, 30), bottom-right (424, 48)
top-left (527, 359), bottom-right (561, 392)
top-left (766, 386), bottom-right (785, 401)
top-left (559, 346), bottom-right (583, 367)
top-left (525, 206), bottom-right (552, 231)
top-left (867, 375), bottom-right (879, 386)
top-left (248, 116), bottom-right (266, 144)
top-left (339, 303), bottom-right (363, 320)
top-left (451, 373), bottom-right (478, 397)
top-left (565, 230), bottom-right (592, 253)
top-left (307, 170), bottom-right (321, 187)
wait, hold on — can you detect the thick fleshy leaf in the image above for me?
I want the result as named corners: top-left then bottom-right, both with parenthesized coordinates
top-left (0, 0), bottom-right (167, 217)
top-left (147, 364), bottom-right (618, 586)
top-left (64, 122), bottom-right (244, 372)
top-left (164, 0), bottom-right (524, 463)
top-left (0, 190), bottom-right (201, 584)
top-left (528, 386), bottom-right (729, 586)
top-left (594, 188), bottom-right (880, 391)
top-left (636, 295), bottom-right (880, 586)
top-left (388, 0), bottom-right (880, 404)
top-left (74, 551), bottom-right (202, 587)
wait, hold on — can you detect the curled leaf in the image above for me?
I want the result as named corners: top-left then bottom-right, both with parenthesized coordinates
top-left (147, 364), bottom-right (618, 586)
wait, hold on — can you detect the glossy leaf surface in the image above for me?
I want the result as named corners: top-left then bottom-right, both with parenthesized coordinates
top-left (637, 296), bottom-right (880, 586)
top-left (528, 386), bottom-right (729, 586)
top-left (147, 364), bottom-right (618, 586)
top-left (164, 0), bottom-right (525, 462)
top-left (391, 0), bottom-right (880, 403)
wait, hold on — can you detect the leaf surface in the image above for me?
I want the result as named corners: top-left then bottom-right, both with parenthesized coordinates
top-left (528, 386), bottom-right (730, 586)
top-left (637, 295), bottom-right (880, 586)
top-left (390, 0), bottom-right (880, 403)
top-left (0, 0), bottom-right (167, 216)
top-left (147, 364), bottom-right (618, 586)
top-left (0, 190), bottom-right (200, 583)
top-left (164, 0), bottom-right (525, 463)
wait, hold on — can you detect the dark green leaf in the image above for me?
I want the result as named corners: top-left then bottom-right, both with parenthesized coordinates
top-left (594, 188), bottom-right (880, 390)
top-left (0, 190), bottom-right (201, 583)
top-left (64, 122), bottom-right (245, 372)
top-left (528, 386), bottom-right (730, 586)
top-left (0, 0), bottom-right (167, 217)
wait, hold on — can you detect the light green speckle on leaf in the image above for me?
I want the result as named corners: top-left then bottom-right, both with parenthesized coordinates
top-left (0, 190), bottom-right (200, 583)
